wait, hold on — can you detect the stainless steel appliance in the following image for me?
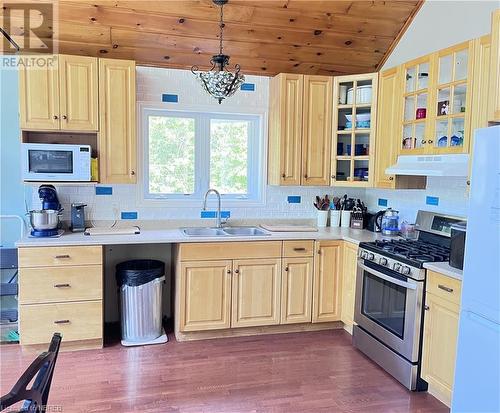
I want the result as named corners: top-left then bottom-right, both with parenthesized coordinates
top-left (449, 222), bottom-right (466, 270)
top-left (22, 143), bottom-right (91, 182)
top-left (353, 210), bottom-right (465, 390)
top-left (381, 208), bottom-right (400, 236)
top-left (70, 203), bottom-right (87, 233)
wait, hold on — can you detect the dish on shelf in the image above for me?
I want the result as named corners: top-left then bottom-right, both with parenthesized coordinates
top-left (438, 136), bottom-right (448, 147)
top-left (347, 85), bottom-right (372, 104)
top-left (450, 135), bottom-right (463, 146)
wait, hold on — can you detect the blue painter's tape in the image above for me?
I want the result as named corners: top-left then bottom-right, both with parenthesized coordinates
top-left (378, 198), bottom-right (388, 207)
top-left (287, 196), bottom-right (301, 204)
top-left (121, 211), bottom-right (138, 220)
top-left (426, 196), bottom-right (439, 206)
top-left (201, 211), bottom-right (217, 219)
top-left (240, 83), bottom-right (255, 91)
top-left (162, 94), bottom-right (179, 103)
top-left (220, 211), bottom-right (231, 219)
top-left (95, 186), bottom-right (112, 195)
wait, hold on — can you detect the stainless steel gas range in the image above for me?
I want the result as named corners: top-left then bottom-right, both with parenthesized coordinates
top-left (353, 210), bottom-right (465, 391)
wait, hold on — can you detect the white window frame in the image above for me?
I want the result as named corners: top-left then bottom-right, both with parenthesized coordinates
top-left (137, 102), bottom-right (267, 207)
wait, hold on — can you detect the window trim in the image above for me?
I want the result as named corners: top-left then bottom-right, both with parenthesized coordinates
top-left (137, 102), bottom-right (267, 208)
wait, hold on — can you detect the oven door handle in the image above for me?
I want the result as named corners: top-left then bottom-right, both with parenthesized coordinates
top-left (358, 262), bottom-right (417, 290)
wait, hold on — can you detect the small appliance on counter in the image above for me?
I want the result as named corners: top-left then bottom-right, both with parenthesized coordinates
top-left (28, 185), bottom-right (64, 238)
top-left (381, 208), bottom-right (400, 236)
top-left (449, 221), bottom-right (467, 270)
top-left (70, 203), bottom-right (87, 232)
top-left (366, 210), bottom-right (385, 232)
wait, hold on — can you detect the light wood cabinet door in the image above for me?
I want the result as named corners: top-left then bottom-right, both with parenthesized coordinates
top-left (340, 242), bottom-right (358, 332)
top-left (281, 257), bottom-right (313, 324)
top-left (268, 73), bottom-right (303, 186)
top-left (302, 75), bottom-right (332, 186)
top-left (58, 55), bottom-right (98, 131)
top-left (179, 260), bottom-right (232, 332)
top-left (422, 292), bottom-right (460, 407)
top-left (374, 67), bottom-right (401, 189)
top-left (19, 55), bottom-right (60, 130)
top-left (312, 241), bottom-right (342, 323)
top-left (489, 9), bottom-right (500, 123)
top-left (98, 58), bottom-right (136, 183)
top-left (231, 259), bottom-right (281, 328)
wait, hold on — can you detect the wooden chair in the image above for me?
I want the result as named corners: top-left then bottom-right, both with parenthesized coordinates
top-left (0, 333), bottom-right (62, 412)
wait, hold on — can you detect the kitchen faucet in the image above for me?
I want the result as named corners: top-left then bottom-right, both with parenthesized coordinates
top-left (203, 188), bottom-right (222, 228)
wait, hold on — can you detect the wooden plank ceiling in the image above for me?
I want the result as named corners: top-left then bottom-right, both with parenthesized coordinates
top-left (2, 0), bottom-right (423, 76)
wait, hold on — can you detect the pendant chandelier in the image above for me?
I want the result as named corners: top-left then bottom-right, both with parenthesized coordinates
top-left (191, 0), bottom-right (244, 104)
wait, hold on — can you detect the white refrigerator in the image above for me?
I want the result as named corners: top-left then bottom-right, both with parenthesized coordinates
top-left (452, 126), bottom-right (500, 412)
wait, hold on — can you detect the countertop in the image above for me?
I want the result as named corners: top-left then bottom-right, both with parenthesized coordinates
top-left (423, 262), bottom-right (463, 281)
top-left (16, 226), bottom-right (392, 247)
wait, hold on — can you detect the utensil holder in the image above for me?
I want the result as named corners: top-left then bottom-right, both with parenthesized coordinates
top-left (317, 210), bottom-right (329, 228)
top-left (330, 210), bottom-right (341, 227)
top-left (341, 211), bottom-right (351, 228)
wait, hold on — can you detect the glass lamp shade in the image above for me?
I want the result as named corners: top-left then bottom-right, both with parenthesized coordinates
top-left (193, 65), bottom-right (245, 104)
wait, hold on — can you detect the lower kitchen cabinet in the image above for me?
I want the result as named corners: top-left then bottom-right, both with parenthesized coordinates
top-left (281, 257), bottom-right (313, 324)
top-left (340, 242), bottom-right (358, 332)
top-left (231, 259), bottom-right (281, 328)
top-left (421, 271), bottom-right (462, 407)
top-left (179, 260), bottom-right (232, 332)
top-left (312, 241), bottom-right (342, 323)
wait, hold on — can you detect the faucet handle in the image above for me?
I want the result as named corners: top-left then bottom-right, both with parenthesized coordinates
top-left (220, 216), bottom-right (229, 227)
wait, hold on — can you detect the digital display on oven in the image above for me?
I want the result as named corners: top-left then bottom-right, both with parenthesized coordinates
top-left (28, 150), bottom-right (73, 174)
top-left (431, 216), bottom-right (462, 235)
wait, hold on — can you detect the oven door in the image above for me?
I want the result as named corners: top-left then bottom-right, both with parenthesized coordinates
top-left (354, 259), bottom-right (424, 362)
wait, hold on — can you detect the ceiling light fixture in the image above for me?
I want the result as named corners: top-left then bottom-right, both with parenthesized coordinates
top-left (191, 0), bottom-right (244, 104)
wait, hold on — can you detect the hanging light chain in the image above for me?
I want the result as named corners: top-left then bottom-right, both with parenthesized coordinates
top-left (219, 2), bottom-right (224, 55)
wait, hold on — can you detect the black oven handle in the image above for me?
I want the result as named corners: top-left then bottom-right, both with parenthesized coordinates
top-left (358, 262), bottom-right (417, 290)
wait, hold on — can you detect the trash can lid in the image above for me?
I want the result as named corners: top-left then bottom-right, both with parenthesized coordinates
top-left (116, 259), bottom-right (165, 287)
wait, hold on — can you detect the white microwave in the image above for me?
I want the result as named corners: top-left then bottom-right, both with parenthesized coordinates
top-left (22, 143), bottom-right (92, 182)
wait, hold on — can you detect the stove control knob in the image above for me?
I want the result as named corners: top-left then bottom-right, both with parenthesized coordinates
top-left (401, 266), bottom-right (411, 275)
top-left (379, 257), bottom-right (388, 266)
top-left (367, 253), bottom-right (375, 261)
top-left (359, 250), bottom-right (366, 259)
top-left (393, 263), bottom-right (402, 272)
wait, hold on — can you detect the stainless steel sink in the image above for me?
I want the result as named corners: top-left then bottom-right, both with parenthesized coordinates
top-left (181, 227), bottom-right (227, 237)
top-left (222, 227), bottom-right (270, 236)
top-left (181, 226), bottom-right (270, 237)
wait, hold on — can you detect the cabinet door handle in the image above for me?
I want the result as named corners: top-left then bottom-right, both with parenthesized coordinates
top-left (466, 180), bottom-right (470, 186)
top-left (331, 175), bottom-right (336, 180)
top-left (304, 174), bottom-right (308, 179)
top-left (53, 115), bottom-right (58, 120)
top-left (317, 250), bottom-right (321, 255)
top-left (54, 283), bottom-right (71, 288)
top-left (62, 115), bottom-right (67, 120)
top-left (227, 269), bottom-right (231, 274)
top-left (131, 170), bottom-right (136, 176)
top-left (281, 173), bottom-right (286, 178)
top-left (293, 247), bottom-right (306, 252)
top-left (54, 319), bottom-right (70, 324)
top-left (421, 140), bottom-right (427, 144)
top-left (234, 269), bottom-right (239, 274)
top-left (438, 284), bottom-right (453, 293)
top-left (285, 267), bottom-right (289, 272)
top-left (54, 255), bottom-right (70, 259)
top-left (388, 176), bottom-right (394, 181)
top-left (428, 139), bottom-right (434, 144)
top-left (424, 305), bottom-right (430, 311)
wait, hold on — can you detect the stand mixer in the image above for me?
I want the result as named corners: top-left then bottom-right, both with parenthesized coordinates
top-left (29, 185), bottom-right (63, 237)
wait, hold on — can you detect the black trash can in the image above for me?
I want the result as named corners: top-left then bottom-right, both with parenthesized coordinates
top-left (116, 260), bottom-right (165, 345)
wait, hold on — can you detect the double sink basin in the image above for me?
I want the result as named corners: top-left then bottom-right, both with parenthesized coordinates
top-left (181, 226), bottom-right (270, 237)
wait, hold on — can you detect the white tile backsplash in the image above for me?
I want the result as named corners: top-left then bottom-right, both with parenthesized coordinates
top-left (27, 67), bottom-right (470, 224)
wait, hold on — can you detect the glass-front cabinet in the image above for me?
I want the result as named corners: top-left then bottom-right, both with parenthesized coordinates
top-left (332, 73), bottom-right (378, 187)
top-left (398, 41), bottom-right (473, 155)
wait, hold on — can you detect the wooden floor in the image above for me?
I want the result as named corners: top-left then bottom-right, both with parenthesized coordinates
top-left (0, 330), bottom-right (448, 413)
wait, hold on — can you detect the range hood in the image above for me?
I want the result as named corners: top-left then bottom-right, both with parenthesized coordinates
top-left (386, 154), bottom-right (469, 177)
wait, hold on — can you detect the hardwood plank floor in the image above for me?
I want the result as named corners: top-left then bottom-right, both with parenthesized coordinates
top-left (0, 330), bottom-right (448, 413)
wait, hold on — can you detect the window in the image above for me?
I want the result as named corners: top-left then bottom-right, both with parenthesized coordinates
top-left (142, 109), bottom-right (263, 202)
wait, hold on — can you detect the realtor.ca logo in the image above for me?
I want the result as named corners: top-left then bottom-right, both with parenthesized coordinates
top-left (1, 2), bottom-right (57, 68)
top-left (1, 2), bottom-right (54, 52)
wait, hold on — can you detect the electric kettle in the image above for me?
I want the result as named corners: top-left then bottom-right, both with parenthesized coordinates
top-left (381, 208), bottom-right (400, 236)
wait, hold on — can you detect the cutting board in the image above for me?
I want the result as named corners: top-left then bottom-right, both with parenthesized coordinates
top-left (84, 226), bottom-right (140, 236)
top-left (260, 224), bottom-right (318, 232)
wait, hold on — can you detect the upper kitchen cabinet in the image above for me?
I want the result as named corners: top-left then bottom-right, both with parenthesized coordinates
top-left (374, 67), bottom-right (401, 189)
top-left (268, 73), bottom-right (332, 186)
top-left (399, 55), bottom-right (434, 155)
top-left (471, 35), bottom-right (492, 132)
top-left (19, 55), bottom-right (98, 131)
top-left (489, 9), bottom-right (500, 123)
top-left (332, 73), bottom-right (378, 187)
top-left (98, 58), bottom-right (137, 184)
top-left (430, 41), bottom-right (473, 154)
top-left (268, 73), bottom-right (303, 186)
top-left (302, 75), bottom-right (332, 186)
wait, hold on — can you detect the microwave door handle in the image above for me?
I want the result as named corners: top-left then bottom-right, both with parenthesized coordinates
top-left (358, 262), bottom-right (417, 290)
